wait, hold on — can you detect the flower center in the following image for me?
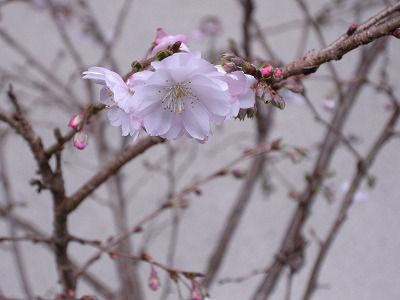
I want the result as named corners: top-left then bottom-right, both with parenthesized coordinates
top-left (161, 82), bottom-right (197, 113)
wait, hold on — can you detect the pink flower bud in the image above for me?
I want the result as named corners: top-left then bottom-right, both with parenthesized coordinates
top-left (222, 62), bottom-right (236, 72)
top-left (261, 65), bottom-right (273, 78)
top-left (67, 289), bottom-right (76, 298)
top-left (148, 266), bottom-right (160, 291)
top-left (69, 112), bottom-right (85, 131)
top-left (73, 131), bottom-right (89, 150)
top-left (273, 68), bottom-right (284, 80)
top-left (191, 285), bottom-right (203, 300)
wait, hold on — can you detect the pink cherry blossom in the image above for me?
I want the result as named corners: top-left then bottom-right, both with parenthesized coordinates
top-left (214, 66), bottom-right (256, 118)
top-left (131, 53), bottom-right (232, 142)
top-left (83, 67), bottom-right (151, 139)
top-left (150, 28), bottom-right (190, 57)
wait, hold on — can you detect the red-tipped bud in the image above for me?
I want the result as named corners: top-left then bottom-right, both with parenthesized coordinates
top-left (73, 131), bottom-right (89, 150)
top-left (148, 266), bottom-right (161, 291)
top-left (261, 65), bottom-right (273, 78)
top-left (69, 112), bottom-right (85, 131)
top-left (273, 68), bottom-right (284, 80)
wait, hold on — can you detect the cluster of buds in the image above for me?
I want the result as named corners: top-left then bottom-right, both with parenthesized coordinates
top-left (261, 64), bottom-right (284, 81)
top-left (69, 112), bottom-right (89, 150)
top-left (220, 53), bottom-right (259, 77)
top-left (255, 82), bottom-right (286, 109)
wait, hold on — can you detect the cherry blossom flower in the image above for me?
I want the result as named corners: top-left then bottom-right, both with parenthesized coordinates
top-left (150, 28), bottom-right (190, 57)
top-left (83, 67), bottom-right (151, 139)
top-left (214, 66), bottom-right (256, 118)
top-left (131, 53), bottom-right (232, 142)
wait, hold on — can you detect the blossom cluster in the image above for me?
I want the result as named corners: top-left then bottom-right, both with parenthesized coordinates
top-left (82, 29), bottom-right (256, 143)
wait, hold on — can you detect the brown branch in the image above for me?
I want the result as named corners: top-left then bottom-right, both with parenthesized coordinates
top-left (203, 104), bottom-right (274, 288)
top-left (301, 101), bottom-right (400, 300)
top-left (0, 207), bottom-right (114, 297)
top-left (0, 139), bottom-right (34, 300)
top-left (0, 28), bottom-right (80, 104)
top-left (251, 39), bottom-right (387, 300)
top-left (64, 136), bottom-right (164, 213)
top-left (295, 0), bottom-right (343, 98)
top-left (281, 4), bottom-right (400, 78)
top-left (75, 140), bottom-right (280, 280)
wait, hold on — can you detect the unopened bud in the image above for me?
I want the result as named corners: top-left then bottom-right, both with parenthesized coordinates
top-left (273, 68), bottom-right (284, 80)
top-left (73, 131), bottom-right (89, 150)
top-left (261, 65), bottom-right (273, 78)
top-left (222, 62), bottom-right (236, 72)
top-left (156, 50), bottom-right (173, 61)
top-left (131, 60), bottom-right (143, 72)
top-left (69, 112), bottom-right (85, 131)
top-left (191, 284), bottom-right (203, 300)
top-left (67, 289), bottom-right (76, 298)
top-left (270, 90), bottom-right (285, 109)
top-left (346, 23), bottom-right (358, 36)
top-left (148, 266), bottom-right (161, 291)
top-left (242, 62), bottom-right (257, 75)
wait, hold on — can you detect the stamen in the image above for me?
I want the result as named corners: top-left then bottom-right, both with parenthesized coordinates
top-left (161, 82), bottom-right (197, 113)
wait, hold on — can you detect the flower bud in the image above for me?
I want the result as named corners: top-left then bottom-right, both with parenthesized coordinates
top-left (73, 131), bottom-right (89, 150)
top-left (191, 284), bottom-right (203, 300)
top-left (69, 112), bottom-right (85, 131)
top-left (261, 65), bottom-right (273, 78)
top-left (67, 289), bottom-right (76, 298)
top-left (270, 90), bottom-right (285, 110)
top-left (222, 62), bottom-right (237, 72)
top-left (273, 68), bottom-right (284, 80)
top-left (148, 266), bottom-right (161, 291)
top-left (156, 50), bottom-right (173, 61)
